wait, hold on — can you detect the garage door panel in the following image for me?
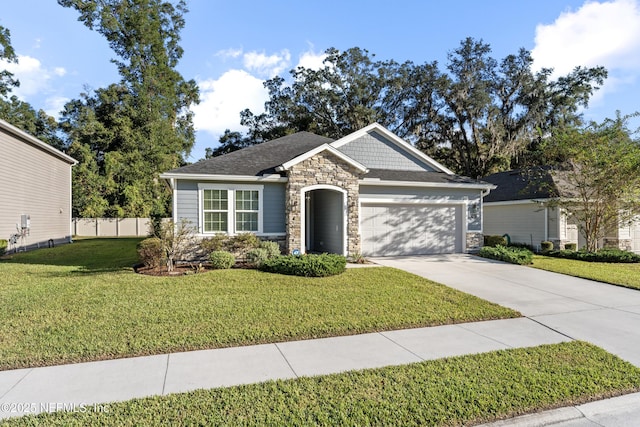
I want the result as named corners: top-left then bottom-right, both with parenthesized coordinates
top-left (361, 204), bottom-right (462, 256)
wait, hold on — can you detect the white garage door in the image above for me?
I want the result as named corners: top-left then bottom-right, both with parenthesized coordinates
top-left (360, 204), bottom-right (463, 256)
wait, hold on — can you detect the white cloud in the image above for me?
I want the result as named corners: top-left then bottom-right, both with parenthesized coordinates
top-left (215, 48), bottom-right (243, 59)
top-left (0, 54), bottom-right (66, 99)
top-left (532, 0), bottom-right (640, 77)
top-left (192, 69), bottom-right (269, 136)
top-left (243, 49), bottom-right (291, 77)
top-left (44, 96), bottom-right (70, 118)
top-left (296, 49), bottom-right (327, 71)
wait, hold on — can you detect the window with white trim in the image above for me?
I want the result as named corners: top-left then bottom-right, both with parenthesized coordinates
top-left (203, 189), bottom-right (228, 232)
top-left (235, 189), bottom-right (259, 232)
top-left (199, 184), bottom-right (263, 234)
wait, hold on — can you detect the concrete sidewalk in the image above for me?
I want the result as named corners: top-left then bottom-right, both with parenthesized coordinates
top-left (0, 317), bottom-right (568, 420)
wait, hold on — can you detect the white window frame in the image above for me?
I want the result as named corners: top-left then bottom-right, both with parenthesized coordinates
top-left (202, 189), bottom-right (229, 233)
top-left (198, 184), bottom-right (264, 235)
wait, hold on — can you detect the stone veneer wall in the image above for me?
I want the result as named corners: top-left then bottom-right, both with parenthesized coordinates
top-left (466, 232), bottom-right (483, 252)
top-left (285, 151), bottom-right (364, 255)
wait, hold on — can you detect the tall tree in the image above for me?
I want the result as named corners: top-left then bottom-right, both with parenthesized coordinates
top-left (233, 40), bottom-right (606, 178)
top-left (0, 25), bottom-right (19, 97)
top-left (540, 113), bottom-right (640, 252)
top-left (58, 0), bottom-right (199, 217)
top-left (0, 25), bottom-right (65, 148)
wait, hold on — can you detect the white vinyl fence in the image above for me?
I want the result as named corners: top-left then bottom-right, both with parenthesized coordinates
top-left (72, 218), bottom-right (168, 237)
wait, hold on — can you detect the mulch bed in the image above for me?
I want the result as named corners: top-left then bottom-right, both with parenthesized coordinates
top-left (134, 262), bottom-right (254, 276)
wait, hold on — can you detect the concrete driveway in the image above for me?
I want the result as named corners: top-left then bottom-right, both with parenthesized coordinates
top-left (371, 254), bottom-right (640, 367)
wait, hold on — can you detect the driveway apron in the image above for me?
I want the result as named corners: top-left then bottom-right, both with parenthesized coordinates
top-left (371, 254), bottom-right (640, 367)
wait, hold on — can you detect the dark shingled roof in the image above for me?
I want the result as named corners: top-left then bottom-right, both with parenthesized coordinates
top-left (483, 168), bottom-right (576, 202)
top-left (365, 169), bottom-right (490, 185)
top-left (165, 130), bottom-right (490, 187)
top-left (166, 132), bottom-right (334, 176)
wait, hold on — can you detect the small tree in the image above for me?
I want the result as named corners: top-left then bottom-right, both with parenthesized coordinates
top-left (542, 113), bottom-right (640, 252)
top-left (154, 219), bottom-right (195, 272)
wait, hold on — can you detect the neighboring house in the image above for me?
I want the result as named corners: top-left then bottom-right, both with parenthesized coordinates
top-left (160, 123), bottom-right (494, 257)
top-left (0, 119), bottom-right (77, 251)
top-left (483, 169), bottom-right (640, 252)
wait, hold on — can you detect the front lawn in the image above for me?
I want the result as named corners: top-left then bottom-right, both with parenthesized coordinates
top-left (533, 255), bottom-right (640, 290)
top-left (0, 239), bottom-right (518, 371)
top-left (3, 341), bottom-right (639, 426)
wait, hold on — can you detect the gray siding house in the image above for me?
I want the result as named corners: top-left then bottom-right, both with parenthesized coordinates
top-left (161, 123), bottom-right (494, 256)
top-left (0, 119), bottom-right (77, 250)
top-left (483, 169), bottom-right (640, 252)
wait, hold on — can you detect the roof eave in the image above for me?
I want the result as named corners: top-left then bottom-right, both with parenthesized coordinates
top-left (359, 179), bottom-right (495, 190)
top-left (0, 119), bottom-right (77, 165)
top-left (159, 173), bottom-right (288, 182)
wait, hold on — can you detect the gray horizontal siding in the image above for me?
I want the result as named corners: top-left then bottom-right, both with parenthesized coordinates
top-left (0, 130), bottom-right (73, 247)
top-left (263, 183), bottom-right (286, 233)
top-left (336, 131), bottom-right (434, 172)
top-left (173, 179), bottom-right (285, 234)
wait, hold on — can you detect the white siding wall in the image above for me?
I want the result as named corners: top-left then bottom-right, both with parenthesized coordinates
top-left (0, 128), bottom-right (73, 248)
top-left (483, 203), bottom-right (547, 248)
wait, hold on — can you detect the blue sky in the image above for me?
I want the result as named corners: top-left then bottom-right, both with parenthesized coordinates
top-left (2, 0), bottom-right (640, 162)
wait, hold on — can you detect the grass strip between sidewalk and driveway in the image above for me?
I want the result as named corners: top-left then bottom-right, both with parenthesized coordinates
top-left (3, 341), bottom-right (640, 426)
top-left (532, 255), bottom-right (640, 290)
top-left (0, 238), bottom-right (518, 371)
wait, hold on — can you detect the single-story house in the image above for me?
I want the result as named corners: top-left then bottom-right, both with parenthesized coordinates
top-left (161, 123), bottom-right (494, 257)
top-left (0, 119), bottom-right (77, 251)
top-left (483, 169), bottom-right (640, 252)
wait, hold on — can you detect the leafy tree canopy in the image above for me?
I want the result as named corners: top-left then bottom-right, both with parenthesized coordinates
top-left (539, 113), bottom-right (640, 251)
top-left (226, 39), bottom-right (606, 178)
top-left (58, 0), bottom-right (199, 217)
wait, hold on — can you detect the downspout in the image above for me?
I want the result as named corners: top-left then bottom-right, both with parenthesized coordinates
top-left (544, 205), bottom-right (549, 242)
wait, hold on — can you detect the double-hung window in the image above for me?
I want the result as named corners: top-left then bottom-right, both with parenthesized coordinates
top-left (235, 190), bottom-right (259, 232)
top-left (203, 189), bottom-right (228, 232)
top-left (199, 185), bottom-right (263, 234)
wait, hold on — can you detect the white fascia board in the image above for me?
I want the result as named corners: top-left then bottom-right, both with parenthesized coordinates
top-left (159, 173), bottom-right (288, 183)
top-left (0, 118), bottom-right (77, 165)
top-left (330, 123), bottom-right (455, 175)
top-left (484, 198), bottom-right (554, 206)
top-left (277, 143), bottom-right (369, 172)
top-left (359, 179), bottom-right (495, 190)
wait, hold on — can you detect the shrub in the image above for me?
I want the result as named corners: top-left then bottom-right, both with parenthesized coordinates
top-left (484, 235), bottom-right (507, 247)
top-left (546, 248), bottom-right (640, 263)
top-left (200, 235), bottom-right (228, 253)
top-left (137, 237), bottom-right (164, 268)
top-left (540, 241), bottom-right (554, 252)
top-left (246, 248), bottom-right (270, 268)
top-left (259, 240), bottom-right (282, 258)
top-left (508, 242), bottom-right (534, 251)
top-left (0, 239), bottom-right (7, 256)
top-left (209, 251), bottom-right (236, 269)
top-left (564, 243), bottom-right (577, 251)
top-left (154, 219), bottom-right (195, 272)
top-left (260, 253), bottom-right (347, 277)
top-left (478, 245), bottom-right (533, 265)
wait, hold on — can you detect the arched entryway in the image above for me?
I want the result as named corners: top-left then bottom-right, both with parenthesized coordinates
top-left (301, 185), bottom-right (347, 255)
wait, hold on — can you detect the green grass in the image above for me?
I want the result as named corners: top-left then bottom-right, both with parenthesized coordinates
top-left (0, 239), bottom-right (518, 371)
top-left (533, 255), bottom-right (640, 290)
top-left (3, 342), bottom-right (639, 426)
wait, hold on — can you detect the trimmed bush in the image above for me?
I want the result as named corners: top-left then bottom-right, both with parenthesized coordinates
top-left (478, 245), bottom-right (533, 265)
top-left (546, 248), bottom-right (640, 263)
top-left (0, 239), bottom-right (7, 256)
top-left (564, 243), bottom-right (577, 251)
top-left (484, 235), bottom-right (507, 247)
top-left (209, 251), bottom-right (236, 269)
top-left (508, 242), bottom-right (534, 251)
top-left (260, 253), bottom-right (347, 277)
top-left (200, 235), bottom-right (228, 253)
top-left (137, 237), bottom-right (164, 268)
top-left (541, 241), bottom-right (554, 252)
top-left (246, 248), bottom-right (270, 268)
top-left (259, 240), bottom-right (281, 258)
